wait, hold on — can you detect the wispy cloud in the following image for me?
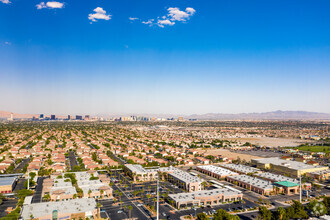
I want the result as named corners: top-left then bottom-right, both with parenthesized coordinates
top-left (88, 7), bottom-right (111, 22)
top-left (142, 19), bottom-right (154, 26)
top-left (36, 1), bottom-right (64, 10)
top-left (0, 0), bottom-right (11, 4)
top-left (129, 17), bottom-right (139, 21)
top-left (141, 7), bottom-right (196, 28)
top-left (4, 41), bottom-right (11, 46)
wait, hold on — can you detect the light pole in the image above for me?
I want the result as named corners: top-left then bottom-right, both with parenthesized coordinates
top-left (157, 173), bottom-right (159, 220)
top-left (27, 170), bottom-right (29, 190)
top-left (299, 176), bottom-right (302, 203)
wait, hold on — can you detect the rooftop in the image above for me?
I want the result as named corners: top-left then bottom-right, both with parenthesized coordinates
top-left (228, 175), bottom-right (274, 190)
top-left (21, 198), bottom-right (96, 219)
top-left (221, 164), bottom-right (260, 174)
top-left (198, 165), bottom-right (238, 176)
top-left (255, 172), bottom-right (299, 184)
top-left (275, 181), bottom-right (299, 187)
top-left (169, 188), bottom-right (242, 202)
top-left (253, 157), bottom-right (328, 171)
top-left (0, 176), bottom-right (17, 186)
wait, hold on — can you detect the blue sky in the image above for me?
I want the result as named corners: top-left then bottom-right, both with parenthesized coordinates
top-left (0, 0), bottom-right (330, 115)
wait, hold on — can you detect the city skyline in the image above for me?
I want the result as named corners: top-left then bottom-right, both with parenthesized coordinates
top-left (1, 0), bottom-right (330, 115)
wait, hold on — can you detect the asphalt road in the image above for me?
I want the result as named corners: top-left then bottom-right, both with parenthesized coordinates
top-left (31, 177), bottom-right (46, 203)
top-left (14, 158), bottom-right (30, 173)
top-left (68, 151), bottom-right (78, 170)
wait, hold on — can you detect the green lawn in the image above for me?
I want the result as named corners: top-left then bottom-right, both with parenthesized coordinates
top-left (296, 145), bottom-right (330, 153)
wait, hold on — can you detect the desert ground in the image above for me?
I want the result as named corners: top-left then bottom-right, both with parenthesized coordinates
top-left (221, 137), bottom-right (311, 147)
top-left (198, 148), bottom-right (262, 162)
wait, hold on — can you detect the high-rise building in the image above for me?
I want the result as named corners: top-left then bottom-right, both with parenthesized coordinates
top-left (39, 114), bottom-right (44, 119)
top-left (68, 115), bottom-right (72, 120)
top-left (8, 113), bottom-right (14, 121)
top-left (76, 115), bottom-right (82, 120)
top-left (85, 115), bottom-right (90, 120)
top-left (51, 115), bottom-right (56, 120)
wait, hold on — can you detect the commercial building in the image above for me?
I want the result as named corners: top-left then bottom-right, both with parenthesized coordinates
top-left (124, 165), bottom-right (204, 192)
top-left (0, 176), bottom-right (17, 194)
top-left (76, 115), bottom-right (83, 120)
top-left (42, 178), bottom-right (77, 201)
top-left (124, 164), bottom-right (158, 182)
top-left (226, 175), bottom-right (274, 195)
top-left (168, 188), bottom-right (243, 209)
top-left (307, 170), bottom-right (330, 181)
top-left (251, 157), bottom-right (329, 177)
top-left (67, 115), bottom-right (72, 120)
top-left (21, 198), bottom-right (97, 220)
top-left (254, 172), bottom-right (306, 194)
top-left (196, 165), bottom-right (239, 179)
top-left (164, 168), bottom-right (204, 192)
top-left (220, 164), bottom-right (261, 174)
top-left (50, 115), bottom-right (56, 120)
top-left (43, 171), bottom-right (112, 201)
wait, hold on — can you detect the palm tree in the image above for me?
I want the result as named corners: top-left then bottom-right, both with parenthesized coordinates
top-left (100, 189), bottom-right (104, 199)
top-left (201, 181), bottom-right (208, 190)
top-left (276, 207), bottom-right (286, 220)
top-left (153, 197), bottom-right (157, 208)
top-left (147, 194), bottom-right (151, 206)
top-left (128, 205), bottom-right (133, 219)
top-left (88, 189), bottom-right (92, 198)
top-left (43, 194), bottom-right (51, 202)
top-left (96, 202), bottom-right (102, 219)
top-left (119, 192), bottom-right (123, 208)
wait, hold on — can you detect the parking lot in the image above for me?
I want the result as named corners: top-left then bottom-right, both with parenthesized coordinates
top-left (108, 169), bottom-right (259, 220)
top-left (0, 199), bottom-right (18, 218)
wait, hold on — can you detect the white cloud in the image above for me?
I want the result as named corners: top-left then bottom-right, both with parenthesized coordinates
top-left (4, 41), bottom-right (11, 45)
top-left (0, 0), bottom-right (10, 4)
top-left (168, 7), bottom-right (195, 21)
top-left (88, 7), bottom-right (111, 22)
top-left (129, 17), bottom-right (138, 21)
top-left (142, 19), bottom-right (154, 25)
top-left (141, 7), bottom-right (196, 28)
top-left (157, 19), bottom-right (175, 28)
top-left (36, 1), bottom-right (64, 9)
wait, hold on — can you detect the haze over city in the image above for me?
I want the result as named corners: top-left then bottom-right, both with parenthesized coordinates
top-left (1, 0), bottom-right (330, 115)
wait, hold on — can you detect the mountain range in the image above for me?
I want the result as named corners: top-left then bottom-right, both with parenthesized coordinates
top-left (1, 110), bottom-right (330, 120)
top-left (188, 110), bottom-right (330, 120)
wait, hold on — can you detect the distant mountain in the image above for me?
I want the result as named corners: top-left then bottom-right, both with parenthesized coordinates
top-left (188, 111), bottom-right (330, 120)
top-left (1, 110), bottom-right (330, 120)
top-left (0, 110), bottom-right (38, 119)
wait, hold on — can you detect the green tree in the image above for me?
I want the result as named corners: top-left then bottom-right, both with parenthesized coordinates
top-left (307, 200), bottom-right (327, 217)
top-left (197, 212), bottom-right (209, 220)
top-left (128, 205), bottom-right (133, 219)
top-left (258, 206), bottom-right (272, 220)
top-left (291, 200), bottom-right (309, 219)
top-left (323, 196), bottom-right (330, 213)
top-left (285, 206), bottom-right (295, 219)
top-left (274, 207), bottom-right (287, 220)
top-left (213, 209), bottom-right (239, 220)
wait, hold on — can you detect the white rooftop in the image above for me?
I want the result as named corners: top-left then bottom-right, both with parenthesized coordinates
top-left (221, 164), bottom-right (260, 174)
top-left (169, 188), bottom-right (242, 203)
top-left (21, 198), bottom-right (96, 220)
top-left (253, 157), bottom-right (328, 171)
top-left (229, 175), bottom-right (274, 190)
top-left (198, 165), bottom-right (238, 176)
